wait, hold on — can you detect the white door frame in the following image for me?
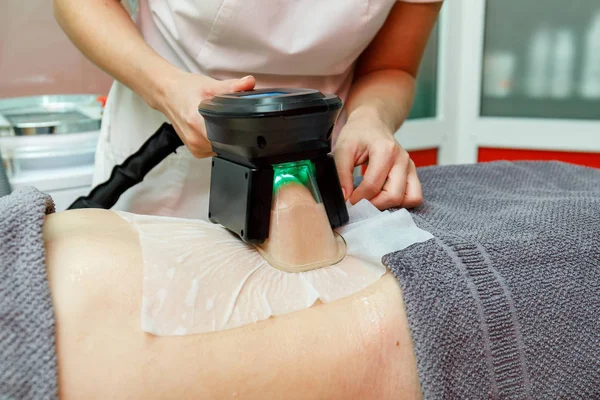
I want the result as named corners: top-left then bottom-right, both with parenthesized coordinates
top-left (410, 0), bottom-right (600, 165)
top-left (457, 0), bottom-right (600, 162)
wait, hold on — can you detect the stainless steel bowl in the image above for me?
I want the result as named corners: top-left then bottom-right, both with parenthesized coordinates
top-left (0, 94), bottom-right (102, 136)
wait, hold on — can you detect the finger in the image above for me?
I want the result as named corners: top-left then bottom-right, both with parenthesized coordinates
top-left (218, 75), bottom-right (256, 93)
top-left (333, 143), bottom-right (357, 201)
top-left (350, 143), bottom-right (395, 204)
top-left (369, 155), bottom-right (410, 210)
top-left (401, 160), bottom-right (423, 208)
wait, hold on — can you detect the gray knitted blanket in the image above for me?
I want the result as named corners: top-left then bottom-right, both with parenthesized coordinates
top-left (0, 187), bottom-right (57, 400)
top-left (386, 161), bottom-right (600, 399)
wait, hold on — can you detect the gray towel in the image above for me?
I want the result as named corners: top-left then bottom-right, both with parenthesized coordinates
top-left (0, 187), bottom-right (57, 400)
top-left (386, 161), bottom-right (600, 399)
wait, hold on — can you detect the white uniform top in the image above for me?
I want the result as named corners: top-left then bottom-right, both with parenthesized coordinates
top-left (95, 0), bottom-right (441, 219)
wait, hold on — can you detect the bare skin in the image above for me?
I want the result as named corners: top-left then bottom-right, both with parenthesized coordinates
top-left (43, 209), bottom-right (421, 399)
top-left (337, 1), bottom-right (441, 210)
top-left (259, 182), bottom-right (345, 272)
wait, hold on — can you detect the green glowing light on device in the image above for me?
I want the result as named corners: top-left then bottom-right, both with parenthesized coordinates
top-left (272, 160), bottom-right (322, 202)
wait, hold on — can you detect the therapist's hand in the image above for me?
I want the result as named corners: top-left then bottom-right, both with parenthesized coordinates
top-left (334, 111), bottom-right (423, 210)
top-left (157, 71), bottom-right (256, 158)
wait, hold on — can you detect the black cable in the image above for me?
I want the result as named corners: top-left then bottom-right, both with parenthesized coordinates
top-left (68, 123), bottom-right (183, 210)
top-left (0, 150), bottom-right (11, 197)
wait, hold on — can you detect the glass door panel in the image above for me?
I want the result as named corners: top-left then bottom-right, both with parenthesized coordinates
top-left (481, 0), bottom-right (600, 119)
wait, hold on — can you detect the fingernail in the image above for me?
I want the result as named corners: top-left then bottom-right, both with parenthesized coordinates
top-left (240, 75), bottom-right (252, 81)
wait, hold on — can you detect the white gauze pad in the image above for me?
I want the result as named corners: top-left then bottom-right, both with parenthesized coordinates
top-left (116, 201), bottom-right (432, 335)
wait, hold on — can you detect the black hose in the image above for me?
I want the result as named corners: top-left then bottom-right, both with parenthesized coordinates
top-left (0, 151), bottom-right (11, 197)
top-left (68, 123), bottom-right (183, 210)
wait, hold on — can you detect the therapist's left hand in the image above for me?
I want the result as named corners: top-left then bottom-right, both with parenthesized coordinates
top-left (334, 111), bottom-right (423, 210)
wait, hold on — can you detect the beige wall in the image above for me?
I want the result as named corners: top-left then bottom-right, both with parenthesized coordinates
top-left (0, 0), bottom-right (113, 98)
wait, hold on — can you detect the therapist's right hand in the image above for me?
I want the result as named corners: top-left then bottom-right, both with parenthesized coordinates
top-left (157, 71), bottom-right (256, 158)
